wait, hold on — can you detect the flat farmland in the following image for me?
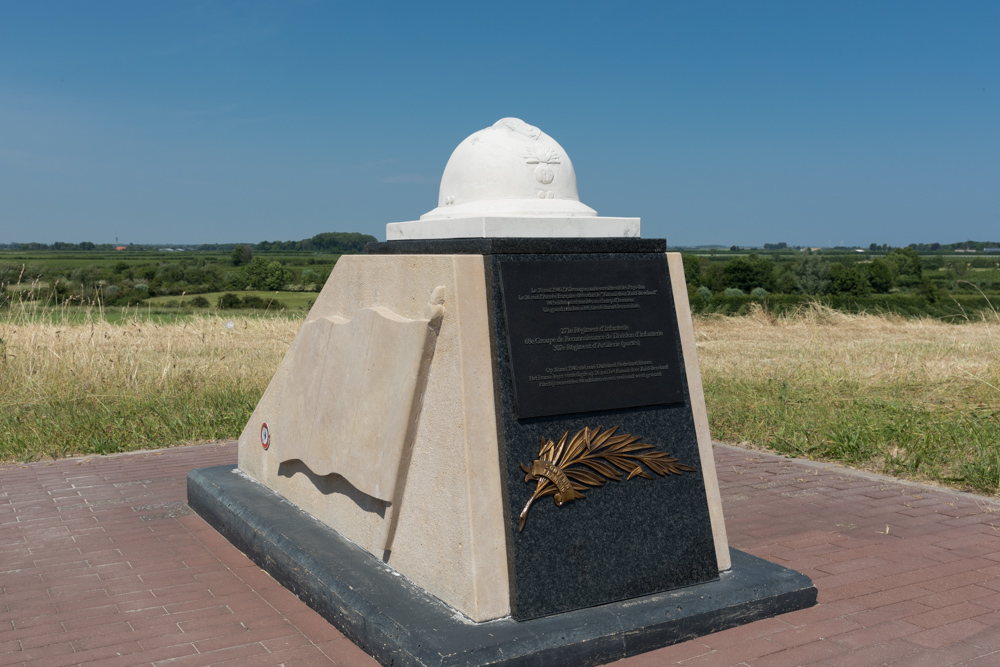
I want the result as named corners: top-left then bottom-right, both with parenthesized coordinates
top-left (2, 307), bottom-right (997, 497)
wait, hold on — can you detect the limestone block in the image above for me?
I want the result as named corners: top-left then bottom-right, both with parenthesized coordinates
top-left (281, 302), bottom-right (444, 504)
top-left (238, 255), bottom-right (510, 622)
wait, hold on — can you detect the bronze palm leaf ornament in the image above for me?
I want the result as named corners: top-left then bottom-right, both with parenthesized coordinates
top-left (518, 426), bottom-right (696, 531)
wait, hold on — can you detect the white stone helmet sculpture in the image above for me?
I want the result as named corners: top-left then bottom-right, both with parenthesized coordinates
top-left (420, 118), bottom-right (598, 221)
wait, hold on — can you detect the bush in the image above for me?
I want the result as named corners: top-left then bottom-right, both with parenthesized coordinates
top-left (697, 286), bottom-right (712, 301)
top-left (687, 285), bottom-right (706, 313)
top-left (750, 287), bottom-right (769, 298)
top-left (724, 288), bottom-right (745, 297)
top-left (723, 255), bottom-right (776, 292)
top-left (232, 256), bottom-right (291, 291)
top-left (217, 293), bottom-right (242, 309)
top-left (190, 295), bottom-right (211, 308)
top-left (240, 295), bottom-right (284, 310)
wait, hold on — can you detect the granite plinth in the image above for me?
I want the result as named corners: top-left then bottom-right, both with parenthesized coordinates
top-left (363, 237), bottom-right (666, 255)
top-left (188, 464), bottom-right (816, 667)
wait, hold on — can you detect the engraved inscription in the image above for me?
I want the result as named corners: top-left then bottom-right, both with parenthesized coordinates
top-left (499, 257), bottom-right (685, 419)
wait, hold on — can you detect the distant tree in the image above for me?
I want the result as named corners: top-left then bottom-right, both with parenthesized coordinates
top-left (930, 243), bottom-right (941, 251)
top-left (0, 263), bottom-right (20, 285)
top-left (729, 245), bottom-right (740, 252)
top-left (866, 259), bottom-right (897, 293)
top-left (687, 285), bottom-right (706, 313)
top-left (792, 255), bottom-right (831, 295)
top-left (231, 245), bottom-right (254, 266)
top-left (306, 232), bottom-right (377, 254)
top-left (772, 263), bottom-right (796, 293)
top-left (237, 256), bottom-right (292, 291)
top-left (190, 296), bottom-right (210, 308)
top-left (701, 262), bottom-right (726, 292)
top-left (723, 254), bottom-right (776, 292)
top-left (70, 266), bottom-right (100, 288)
top-left (869, 243), bottom-right (879, 252)
top-left (886, 247), bottom-right (922, 278)
top-left (681, 254), bottom-right (703, 286)
top-left (829, 264), bottom-right (871, 296)
top-left (916, 278), bottom-right (939, 303)
top-left (156, 263), bottom-right (185, 284)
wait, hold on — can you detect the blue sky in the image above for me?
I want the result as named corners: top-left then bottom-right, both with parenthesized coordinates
top-left (1, 1), bottom-right (997, 247)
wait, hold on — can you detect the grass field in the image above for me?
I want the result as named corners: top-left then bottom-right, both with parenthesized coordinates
top-left (2, 305), bottom-right (998, 497)
top-left (0, 313), bottom-right (294, 461)
top-left (699, 305), bottom-right (1000, 492)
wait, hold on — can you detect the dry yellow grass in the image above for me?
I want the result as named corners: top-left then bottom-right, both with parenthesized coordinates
top-left (0, 314), bottom-right (300, 461)
top-left (3, 304), bottom-right (998, 494)
top-left (695, 304), bottom-right (1000, 413)
top-left (696, 305), bottom-right (1000, 492)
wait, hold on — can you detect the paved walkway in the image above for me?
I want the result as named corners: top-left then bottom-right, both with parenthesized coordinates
top-left (3, 443), bottom-right (1000, 666)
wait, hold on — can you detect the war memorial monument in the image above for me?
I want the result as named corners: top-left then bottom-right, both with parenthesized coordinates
top-left (188, 118), bottom-right (816, 666)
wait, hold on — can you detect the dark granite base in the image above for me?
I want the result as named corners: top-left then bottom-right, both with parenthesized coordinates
top-left (363, 237), bottom-right (666, 255)
top-left (188, 464), bottom-right (817, 667)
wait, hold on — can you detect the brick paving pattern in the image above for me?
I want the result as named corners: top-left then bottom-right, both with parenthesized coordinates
top-left (2, 442), bottom-right (1000, 666)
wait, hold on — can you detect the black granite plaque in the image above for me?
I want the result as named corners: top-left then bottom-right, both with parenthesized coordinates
top-left (487, 253), bottom-right (719, 620)
top-left (498, 258), bottom-right (684, 419)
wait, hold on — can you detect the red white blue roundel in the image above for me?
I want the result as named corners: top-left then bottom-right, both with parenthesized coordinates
top-left (261, 423), bottom-right (270, 450)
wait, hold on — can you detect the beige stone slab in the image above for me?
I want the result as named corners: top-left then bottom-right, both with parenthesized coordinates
top-left (666, 252), bottom-right (731, 572)
top-left (238, 254), bottom-right (511, 621)
top-left (282, 307), bottom-right (441, 503)
top-left (450, 255), bottom-right (509, 620)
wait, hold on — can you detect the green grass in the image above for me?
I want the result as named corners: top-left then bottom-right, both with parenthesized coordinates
top-left (706, 382), bottom-right (1000, 491)
top-left (4, 387), bottom-right (258, 460)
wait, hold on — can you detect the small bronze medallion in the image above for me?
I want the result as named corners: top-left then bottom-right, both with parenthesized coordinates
top-left (518, 426), bottom-right (695, 531)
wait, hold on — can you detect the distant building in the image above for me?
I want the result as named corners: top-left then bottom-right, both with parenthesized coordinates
top-left (115, 246), bottom-right (127, 251)
top-left (985, 248), bottom-right (1000, 253)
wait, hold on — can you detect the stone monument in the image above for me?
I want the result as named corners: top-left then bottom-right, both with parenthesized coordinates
top-left (188, 118), bottom-right (815, 666)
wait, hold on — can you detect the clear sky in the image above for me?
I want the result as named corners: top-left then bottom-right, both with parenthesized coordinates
top-left (1, 1), bottom-right (997, 247)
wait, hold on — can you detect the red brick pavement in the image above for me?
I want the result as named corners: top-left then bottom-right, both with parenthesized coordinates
top-left (0, 443), bottom-right (374, 667)
top-left (2, 442), bottom-right (1000, 666)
